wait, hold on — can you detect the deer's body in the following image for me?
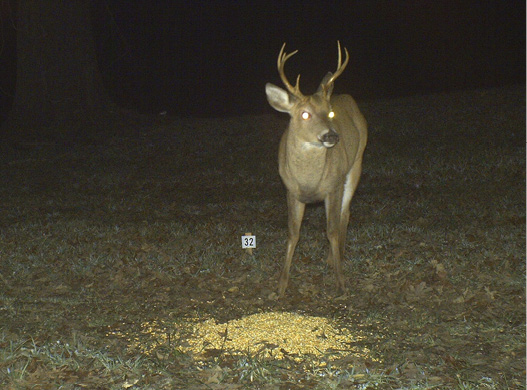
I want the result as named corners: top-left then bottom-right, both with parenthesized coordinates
top-left (266, 43), bottom-right (367, 296)
top-left (279, 94), bottom-right (366, 203)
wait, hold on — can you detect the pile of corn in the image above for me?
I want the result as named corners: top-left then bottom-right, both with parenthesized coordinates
top-left (181, 312), bottom-right (357, 360)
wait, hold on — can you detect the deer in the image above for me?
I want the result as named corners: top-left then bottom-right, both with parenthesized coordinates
top-left (265, 42), bottom-right (368, 297)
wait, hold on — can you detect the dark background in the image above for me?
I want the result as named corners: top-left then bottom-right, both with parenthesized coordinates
top-left (1, 0), bottom-right (525, 119)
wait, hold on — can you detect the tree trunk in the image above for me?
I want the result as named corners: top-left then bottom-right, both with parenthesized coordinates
top-left (4, 0), bottom-right (111, 141)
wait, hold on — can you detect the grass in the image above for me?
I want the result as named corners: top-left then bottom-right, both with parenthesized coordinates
top-left (0, 85), bottom-right (525, 389)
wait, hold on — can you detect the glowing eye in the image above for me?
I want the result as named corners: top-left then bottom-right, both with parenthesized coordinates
top-left (301, 111), bottom-right (311, 120)
top-left (328, 111), bottom-right (335, 119)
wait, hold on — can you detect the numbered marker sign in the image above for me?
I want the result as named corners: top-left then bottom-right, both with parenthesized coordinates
top-left (242, 235), bottom-right (256, 249)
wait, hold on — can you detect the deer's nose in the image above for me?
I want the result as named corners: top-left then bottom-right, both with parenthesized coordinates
top-left (319, 129), bottom-right (339, 148)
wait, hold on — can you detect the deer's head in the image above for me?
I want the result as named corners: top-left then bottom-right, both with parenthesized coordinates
top-left (266, 42), bottom-right (349, 148)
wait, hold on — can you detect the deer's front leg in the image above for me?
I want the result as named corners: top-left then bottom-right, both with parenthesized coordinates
top-left (279, 192), bottom-right (305, 297)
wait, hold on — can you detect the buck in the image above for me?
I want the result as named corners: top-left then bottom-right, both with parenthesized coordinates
top-left (265, 42), bottom-right (367, 296)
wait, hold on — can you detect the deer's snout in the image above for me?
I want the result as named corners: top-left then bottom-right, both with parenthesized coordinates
top-left (319, 129), bottom-right (339, 148)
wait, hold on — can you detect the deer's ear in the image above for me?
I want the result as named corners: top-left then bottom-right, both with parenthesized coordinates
top-left (317, 72), bottom-right (334, 97)
top-left (266, 83), bottom-right (295, 113)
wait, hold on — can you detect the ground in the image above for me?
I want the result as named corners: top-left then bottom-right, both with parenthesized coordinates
top-left (0, 86), bottom-right (525, 389)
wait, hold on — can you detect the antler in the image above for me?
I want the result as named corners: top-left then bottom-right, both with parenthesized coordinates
top-left (277, 43), bottom-right (305, 99)
top-left (323, 41), bottom-right (349, 91)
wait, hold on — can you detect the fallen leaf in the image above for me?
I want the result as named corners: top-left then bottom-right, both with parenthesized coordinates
top-left (123, 378), bottom-right (140, 388)
top-left (484, 286), bottom-right (497, 300)
top-left (267, 292), bottom-right (279, 300)
top-left (431, 260), bottom-right (448, 280)
top-left (200, 365), bottom-right (225, 384)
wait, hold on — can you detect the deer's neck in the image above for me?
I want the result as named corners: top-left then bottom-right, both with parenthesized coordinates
top-left (280, 131), bottom-right (330, 201)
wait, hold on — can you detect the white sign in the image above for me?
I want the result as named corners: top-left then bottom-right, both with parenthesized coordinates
top-left (241, 235), bottom-right (256, 249)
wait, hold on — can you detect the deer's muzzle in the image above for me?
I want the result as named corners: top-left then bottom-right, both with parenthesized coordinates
top-left (319, 130), bottom-right (339, 148)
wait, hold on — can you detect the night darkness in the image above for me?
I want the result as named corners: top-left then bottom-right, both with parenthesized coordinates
top-left (1, 0), bottom-right (525, 119)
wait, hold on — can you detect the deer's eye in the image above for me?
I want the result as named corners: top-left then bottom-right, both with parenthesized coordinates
top-left (328, 111), bottom-right (335, 119)
top-left (301, 111), bottom-right (311, 120)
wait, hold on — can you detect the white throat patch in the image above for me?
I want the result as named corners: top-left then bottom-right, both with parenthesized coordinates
top-left (302, 142), bottom-right (324, 150)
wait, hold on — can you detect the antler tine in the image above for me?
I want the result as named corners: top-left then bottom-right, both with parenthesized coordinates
top-left (324, 41), bottom-right (350, 87)
top-left (277, 43), bottom-right (305, 99)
